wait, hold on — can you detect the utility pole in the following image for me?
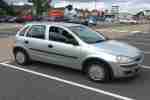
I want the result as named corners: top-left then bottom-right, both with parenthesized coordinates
top-left (95, 0), bottom-right (96, 10)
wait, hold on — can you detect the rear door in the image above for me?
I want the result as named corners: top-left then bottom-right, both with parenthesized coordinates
top-left (24, 25), bottom-right (48, 61)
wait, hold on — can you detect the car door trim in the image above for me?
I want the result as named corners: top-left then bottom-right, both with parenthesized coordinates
top-left (29, 48), bottom-right (78, 59)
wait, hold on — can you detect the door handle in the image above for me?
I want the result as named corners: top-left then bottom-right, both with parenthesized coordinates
top-left (24, 40), bottom-right (29, 44)
top-left (48, 44), bottom-right (53, 48)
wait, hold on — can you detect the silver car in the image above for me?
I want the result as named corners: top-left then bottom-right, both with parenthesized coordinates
top-left (13, 22), bottom-right (144, 82)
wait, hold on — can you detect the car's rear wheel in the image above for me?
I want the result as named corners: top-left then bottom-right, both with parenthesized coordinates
top-left (15, 50), bottom-right (29, 65)
top-left (86, 61), bottom-right (110, 82)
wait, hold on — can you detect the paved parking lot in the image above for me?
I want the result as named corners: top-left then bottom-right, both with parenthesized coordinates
top-left (118, 32), bottom-right (150, 66)
top-left (0, 32), bottom-right (150, 100)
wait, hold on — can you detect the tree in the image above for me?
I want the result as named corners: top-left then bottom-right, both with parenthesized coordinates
top-left (0, 0), bottom-right (15, 15)
top-left (29, 0), bottom-right (50, 15)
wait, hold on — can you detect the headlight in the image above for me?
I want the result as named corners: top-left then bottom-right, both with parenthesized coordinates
top-left (116, 56), bottom-right (133, 64)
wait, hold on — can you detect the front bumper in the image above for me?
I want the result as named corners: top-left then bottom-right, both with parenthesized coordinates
top-left (110, 55), bottom-right (144, 78)
top-left (111, 63), bottom-right (141, 78)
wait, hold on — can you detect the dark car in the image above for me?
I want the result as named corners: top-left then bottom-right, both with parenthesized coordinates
top-left (7, 16), bottom-right (18, 23)
top-left (15, 16), bottom-right (25, 23)
top-left (0, 16), bottom-right (6, 22)
top-left (0, 16), bottom-right (24, 23)
top-left (32, 16), bottom-right (42, 21)
top-left (0, 16), bottom-right (12, 22)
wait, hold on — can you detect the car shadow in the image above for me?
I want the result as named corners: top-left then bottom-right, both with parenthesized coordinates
top-left (109, 74), bottom-right (140, 84)
top-left (11, 61), bottom-right (143, 85)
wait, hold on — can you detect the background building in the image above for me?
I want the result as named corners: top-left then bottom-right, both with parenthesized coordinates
top-left (111, 5), bottom-right (119, 21)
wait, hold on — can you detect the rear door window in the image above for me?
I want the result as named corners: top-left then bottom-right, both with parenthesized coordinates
top-left (26, 25), bottom-right (46, 39)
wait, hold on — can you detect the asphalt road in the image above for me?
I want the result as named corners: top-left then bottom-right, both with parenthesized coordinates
top-left (0, 64), bottom-right (116, 100)
top-left (0, 32), bottom-right (150, 100)
top-left (0, 32), bottom-right (16, 37)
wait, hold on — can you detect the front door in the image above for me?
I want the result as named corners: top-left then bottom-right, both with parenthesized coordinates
top-left (46, 26), bottom-right (81, 69)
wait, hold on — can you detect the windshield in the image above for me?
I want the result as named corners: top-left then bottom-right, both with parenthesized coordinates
top-left (69, 25), bottom-right (106, 44)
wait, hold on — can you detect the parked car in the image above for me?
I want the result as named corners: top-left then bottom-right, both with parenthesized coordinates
top-left (22, 15), bottom-right (33, 22)
top-left (41, 16), bottom-right (64, 22)
top-left (13, 22), bottom-right (144, 82)
top-left (0, 16), bottom-right (12, 22)
top-left (15, 16), bottom-right (25, 23)
top-left (97, 16), bottom-right (105, 22)
top-left (7, 16), bottom-right (18, 23)
top-left (0, 16), bottom-right (6, 22)
top-left (119, 19), bottom-right (137, 24)
top-left (104, 15), bottom-right (115, 23)
top-left (67, 17), bottom-right (81, 24)
top-left (32, 16), bottom-right (42, 21)
top-left (85, 16), bottom-right (97, 26)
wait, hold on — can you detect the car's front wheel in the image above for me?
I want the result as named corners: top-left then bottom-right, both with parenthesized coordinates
top-left (86, 61), bottom-right (110, 82)
top-left (15, 50), bottom-right (30, 65)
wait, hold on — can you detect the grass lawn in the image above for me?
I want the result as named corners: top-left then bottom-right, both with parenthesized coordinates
top-left (0, 28), bottom-right (17, 33)
top-left (95, 24), bottom-right (150, 39)
top-left (111, 24), bottom-right (150, 32)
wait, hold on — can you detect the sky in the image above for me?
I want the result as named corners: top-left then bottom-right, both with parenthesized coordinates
top-left (52, 0), bottom-right (150, 14)
top-left (4, 0), bottom-right (150, 14)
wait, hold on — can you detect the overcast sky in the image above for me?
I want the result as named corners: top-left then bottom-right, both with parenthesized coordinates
top-left (4, 0), bottom-right (150, 14)
top-left (52, 0), bottom-right (150, 14)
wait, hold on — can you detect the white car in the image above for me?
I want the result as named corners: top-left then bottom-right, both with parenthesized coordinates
top-left (120, 19), bottom-right (137, 24)
top-left (13, 22), bottom-right (144, 82)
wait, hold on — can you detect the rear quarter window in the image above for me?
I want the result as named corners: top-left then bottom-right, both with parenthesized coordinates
top-left (19, 26), bottom-right (30, 36)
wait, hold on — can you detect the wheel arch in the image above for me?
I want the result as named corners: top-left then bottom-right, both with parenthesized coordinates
top-left (13, 46), bottom-right (29, 56)
top-left (13, 46), bottom-right (31, 65)
top-left (82, 57), bottom-right (114, 78)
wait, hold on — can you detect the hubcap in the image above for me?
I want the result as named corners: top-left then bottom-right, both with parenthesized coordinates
top-left (88, 65), bottom-right (105, 81)
top-left (16, 52), bottom-right (25, 64)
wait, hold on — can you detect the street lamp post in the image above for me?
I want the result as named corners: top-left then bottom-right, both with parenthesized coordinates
top-left (95, 0), bottom-right (96, 10)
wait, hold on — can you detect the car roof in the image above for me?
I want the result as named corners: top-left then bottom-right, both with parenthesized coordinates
top-left (26, 22), bottom-right (81, 27)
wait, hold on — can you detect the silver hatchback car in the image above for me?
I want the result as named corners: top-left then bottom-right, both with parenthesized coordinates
top-left (13, 22), bottom-right (144, 82)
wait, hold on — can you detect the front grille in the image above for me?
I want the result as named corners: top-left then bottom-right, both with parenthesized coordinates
top-left (121, 63), bottom-right (138, 68)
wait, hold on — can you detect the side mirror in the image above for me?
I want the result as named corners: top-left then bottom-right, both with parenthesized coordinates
top-left (105, 36), bottom-right (110, 40)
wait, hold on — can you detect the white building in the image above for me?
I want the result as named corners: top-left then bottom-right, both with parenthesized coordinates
top-left (4, 0), bottom-right (33, 6)
top-left (53, 0), bottom-right (106, 11)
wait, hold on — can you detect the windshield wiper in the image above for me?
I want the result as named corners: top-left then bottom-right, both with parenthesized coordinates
top-left (95, 39), bottom-right (106, 43)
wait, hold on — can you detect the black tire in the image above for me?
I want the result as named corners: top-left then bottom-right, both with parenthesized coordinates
top-left (86, 61), bottom-right (110, 82)
top-left (14, 50), bottom-right (30, 65)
